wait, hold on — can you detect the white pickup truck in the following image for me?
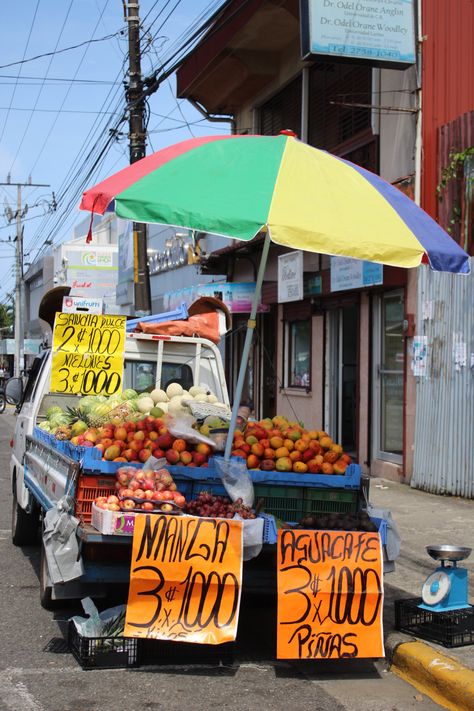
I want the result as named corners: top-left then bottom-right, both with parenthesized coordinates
top-left (7, 329), bottom-right (230, 608)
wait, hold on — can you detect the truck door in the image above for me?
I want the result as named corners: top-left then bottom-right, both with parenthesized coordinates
top-left (13, 351), bottom-right (49, 470)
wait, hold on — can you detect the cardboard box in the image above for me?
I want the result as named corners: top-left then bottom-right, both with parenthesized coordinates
top-left (91, 502), bottom-right (136, 535)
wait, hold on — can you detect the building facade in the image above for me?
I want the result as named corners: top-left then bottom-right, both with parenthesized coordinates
top-left (175, 0), bottom-right (474, 490)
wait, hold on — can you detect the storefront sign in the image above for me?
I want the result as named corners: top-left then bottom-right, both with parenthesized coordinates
top-left (278, 251), bottom-right (304, 303)
top-left (124, 514), bottom-right (243, 644)
top-left (164, 282), bottom-right (269, 314)
top-left (330, 256), bottom-right (383, 292)
top-left (50, 312), bottom-right (126, 395)
top-left (277, 529), bottom-right (384, 659)
top-left (62, 296), bottom-right (103, 314)
top-left (301, 0), bottom-right (416, 67)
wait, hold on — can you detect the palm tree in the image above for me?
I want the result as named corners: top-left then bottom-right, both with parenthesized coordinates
top-left (0, 301), bottom-right (14, 334)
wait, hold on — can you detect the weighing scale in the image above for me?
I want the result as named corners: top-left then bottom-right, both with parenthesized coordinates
top-left (419, 545), bottom-right (472, 612)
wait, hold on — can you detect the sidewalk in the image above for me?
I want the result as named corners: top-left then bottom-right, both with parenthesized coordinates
top-left (370, 477), bottom-right (474, 709)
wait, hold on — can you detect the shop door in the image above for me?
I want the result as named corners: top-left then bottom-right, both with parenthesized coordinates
top-left (372, 291), bottom-right (404, 463)
top-left (325, 305), bottom-right (358, 455)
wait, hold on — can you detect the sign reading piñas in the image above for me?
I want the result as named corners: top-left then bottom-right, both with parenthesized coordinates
top-left (277, 529), bottom-right (384, 659)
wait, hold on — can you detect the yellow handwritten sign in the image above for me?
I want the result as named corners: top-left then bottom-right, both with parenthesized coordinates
top-left (124, 514), bottom-right (243, 644)
top-left (50, 312), bottom-right (126, 395)
top-left (277, 529), bottom-right (384, 660)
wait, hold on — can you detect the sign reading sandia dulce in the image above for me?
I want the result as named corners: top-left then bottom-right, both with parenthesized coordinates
top-left (124, 514), bottom-right (243, 644)
top-left (277, 529), bottom-right (384, 659)
top-left (50, 312), bottom-right (126, 395)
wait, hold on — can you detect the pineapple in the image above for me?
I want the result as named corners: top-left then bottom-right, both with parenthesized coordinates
top-left (54, 425), bottom-right (72, 441)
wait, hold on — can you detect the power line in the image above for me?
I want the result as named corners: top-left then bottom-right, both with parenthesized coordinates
top-left (0, 30), bottom-right (126, 70)
top-left (0, 106), bottom-right (124, 115)
top-left (28, 0), bottom-right (113, 177)
top-left (0, 0), bottom-right (41, 144)
top-left (8, 0), bottom-right (74, 175)
top-left (0, 74), bottom-right (119, 85)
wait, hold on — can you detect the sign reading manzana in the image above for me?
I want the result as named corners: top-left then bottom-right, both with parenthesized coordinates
top-left (300, 0), bottom-right (416, 68)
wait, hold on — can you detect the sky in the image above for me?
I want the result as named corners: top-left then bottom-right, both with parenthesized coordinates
top-left (0, 0), bottom-right (230, 306)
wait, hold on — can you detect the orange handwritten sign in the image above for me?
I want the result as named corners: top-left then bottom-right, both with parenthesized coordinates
top-left (124, 514), bottom-right (243, 644)
top-left (277, 529), bottom-right (384, 659)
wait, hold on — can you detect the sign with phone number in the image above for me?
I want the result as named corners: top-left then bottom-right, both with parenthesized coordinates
top-left (50, 312), bottom-right (127, 395)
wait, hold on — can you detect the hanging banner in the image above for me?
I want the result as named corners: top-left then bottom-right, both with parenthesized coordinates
top-left (124, 514), bottom-right (243, 644)
top-left (50, 312), bottom-right (126, 395)
top-left (277, 529), bottom-right (384, 659)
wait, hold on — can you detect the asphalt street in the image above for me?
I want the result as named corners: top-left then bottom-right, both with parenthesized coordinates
top-left (0, 409), bottom-right (442, 711)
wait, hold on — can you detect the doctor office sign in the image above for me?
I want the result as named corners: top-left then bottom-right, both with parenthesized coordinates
top-left (301, 0), bottom-right (416, 68)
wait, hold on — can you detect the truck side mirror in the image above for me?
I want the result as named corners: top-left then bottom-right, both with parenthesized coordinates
top-left (5, 377), bottom-right (23, 405)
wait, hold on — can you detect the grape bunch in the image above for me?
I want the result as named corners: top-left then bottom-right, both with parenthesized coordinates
top-left (185, 492), bottom-right (256, 519)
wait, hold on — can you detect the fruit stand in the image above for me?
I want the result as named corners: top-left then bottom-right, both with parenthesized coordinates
top-left (26, 375), bottom-right (391, 667)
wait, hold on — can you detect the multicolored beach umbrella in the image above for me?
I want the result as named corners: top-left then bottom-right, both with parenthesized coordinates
top-left (81, 133), bottom-right (469, 274)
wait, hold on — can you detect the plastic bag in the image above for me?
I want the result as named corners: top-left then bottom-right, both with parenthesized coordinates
top-left (234, 515), bottom-right (264, 561)
top-left (166, 413), bottom-right (216, 446)
top-left (214, 456), bottom-right (254, 507)
top-left (70, 597), bottom-right (126, 638)
top-left (43, 496), bottom-right (84, 585)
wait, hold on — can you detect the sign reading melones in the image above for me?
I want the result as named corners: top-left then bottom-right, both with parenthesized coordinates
top-left (301, 0), bottom-right (416, 67)
top-left (50, 312), bottom-right (126, 395)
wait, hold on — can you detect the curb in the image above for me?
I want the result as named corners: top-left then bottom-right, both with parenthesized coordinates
top-left (385, 633), bottom-right (474, 711)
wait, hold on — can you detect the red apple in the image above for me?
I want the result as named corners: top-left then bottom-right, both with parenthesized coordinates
top-left (165, 449), bottom-right (180, 465)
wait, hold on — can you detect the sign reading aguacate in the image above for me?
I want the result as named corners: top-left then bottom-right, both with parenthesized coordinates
top-left (50, 312), bottom-right (126, 395)
top-left (277, 529), bottom-right (384, 659)
top-left (124, 514), bottom-right (243, 645)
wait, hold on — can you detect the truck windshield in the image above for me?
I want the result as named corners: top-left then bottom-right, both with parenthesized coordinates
top-left (124, 360), bottom-right (193, 393)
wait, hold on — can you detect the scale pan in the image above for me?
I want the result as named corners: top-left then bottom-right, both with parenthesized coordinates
top-left (426, 545), bottom-right (472, 562)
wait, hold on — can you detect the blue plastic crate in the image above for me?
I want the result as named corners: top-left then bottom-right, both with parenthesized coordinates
top-left (247, 463), bottom-right (361, 490)
top-left (370, 516), bottom-right (388, 546)
top-left (259, 513), bottom-right (278, 544)
top-left (126, 303), bottom-right (188, 332)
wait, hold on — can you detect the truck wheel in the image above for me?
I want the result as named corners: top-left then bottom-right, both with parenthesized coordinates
top-left (40, 543), bottom-right (59, 610)
top-left (11, 491), bottom-right (39, 546)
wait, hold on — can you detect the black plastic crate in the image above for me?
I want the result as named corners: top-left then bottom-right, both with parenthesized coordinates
top-left (395, 597), bottom-right (474, 648)
top-left (68, 622), bottom-right (139, 669)
top-left (140, 638), bottom-right (235, 666)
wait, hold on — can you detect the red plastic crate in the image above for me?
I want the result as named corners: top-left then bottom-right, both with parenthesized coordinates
top-left (74, 474), bottom-right (116, 524)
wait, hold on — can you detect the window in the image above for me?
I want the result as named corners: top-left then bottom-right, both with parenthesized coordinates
top-left (285, 320), bottom-right (311, 389)
top-left (123, 360), bottom-right (193, 393)
top-left (259, 75), bottom-right (302, 137)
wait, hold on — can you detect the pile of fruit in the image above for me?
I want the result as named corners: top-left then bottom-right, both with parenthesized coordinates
top-left (37, 382), bottom-right (227, 465)
top-left (296, 510), bottom-right (378, 532)
top-left (184, 492), bottom-right (256, 519)
top-left (231, 416), bottom-right (351, 474)
top-left (38, 382), bottom-right (228, 439)
top-left (94, 466), bottom-right (187, 513)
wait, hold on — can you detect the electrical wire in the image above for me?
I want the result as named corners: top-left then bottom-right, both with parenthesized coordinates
top-left (24, 0), bottom-right (231, 267)
top-left (0, 30), bottom-right (126, 70)
top-left (8, 0), bottom-right (74, 175)
top-left (0, 0), bottom-right (41, 144)
top-left (28, 0), bottom-right (114, 178)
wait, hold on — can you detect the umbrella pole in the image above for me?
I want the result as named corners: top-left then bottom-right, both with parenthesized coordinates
top-left (224, 231), bottom-right (272, 461)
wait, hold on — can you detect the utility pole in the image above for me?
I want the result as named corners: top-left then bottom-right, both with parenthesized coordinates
top-left (126, 0), bottom-right (151, 316)
top-left (1, 179), bottom-right (49, 377)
